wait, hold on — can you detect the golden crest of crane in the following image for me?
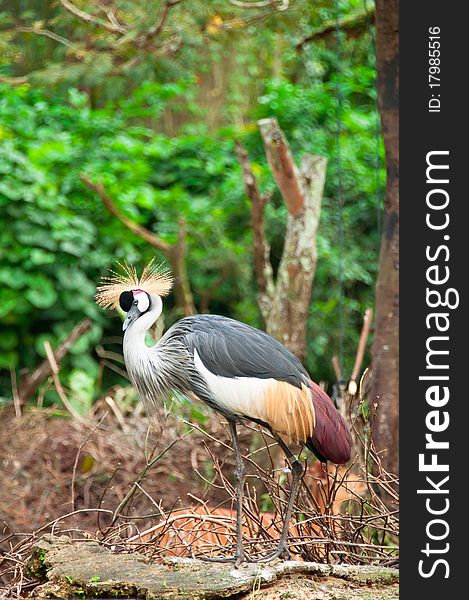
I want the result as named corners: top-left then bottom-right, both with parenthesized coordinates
top-left (95, 259), bottom-right (173, 310)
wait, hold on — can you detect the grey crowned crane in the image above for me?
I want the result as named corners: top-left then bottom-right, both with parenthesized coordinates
top-left (96, 260), bottom-right (352, 564)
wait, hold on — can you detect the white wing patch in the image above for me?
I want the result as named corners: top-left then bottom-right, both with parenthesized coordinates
top-left (193, 349), bottom-right (273, 421)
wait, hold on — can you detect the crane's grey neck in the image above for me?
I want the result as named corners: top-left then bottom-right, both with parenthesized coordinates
top-left (122, 294), bottom-right (191, 409)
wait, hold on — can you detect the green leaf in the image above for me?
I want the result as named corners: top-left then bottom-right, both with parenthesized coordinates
top-left (35, 333), bottom-right (57, 358)
top-left (0, 351), bottom-right (18, 369)
top-left (25, 276), bottom-right (57, 309)
top-left (0, 330), bottom-right (18, 350)
top-left (0, 289), bottom-right (17, 318)
top-left (68, 369), bottom-right (95, 414)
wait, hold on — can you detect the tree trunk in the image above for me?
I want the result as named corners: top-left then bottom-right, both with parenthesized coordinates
top-left (265, 154), bottom-right (326, 361)
top-left (238, 118), bottom-right (327, 362)
top-left (169, 217), bottom-right (196, 317)
top-left (370, 0), bottom-right (399, 479)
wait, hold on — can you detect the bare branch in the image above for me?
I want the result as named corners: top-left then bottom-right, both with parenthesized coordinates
top-left (8, 0), bottom-right (183, 79)
top-left (80, 175), bottom-right (171, 254)
top-left (349, 308), bottom-right (373, 395)
top-left (135, 0), bottom-right (183, 49)
top-left (258, 117), bottom-right (306, 216)
top-left (10, 368), bottom-right (21, 418)
top-left (93, 1), bottom-right (128, 32)
top-left (296, 7), bottom-right (376, 51)
top-left (222, 12), bottom-right (273, 31)
top-left (71, 414), bottom-right (108, 514)
top-left (18, 319), bottom-right (92, 406)
top-left (0, 75), bottom-right (29, 85)
top-left (43, 340), bottom-right (91, 426)
top-left (169, 216), bottom-right (196, 316)
top-left (332, 355), bottom-right (342, 382)
top-left (230, 0), bottom-right (289, 10)
top-left (235, 142), bottom-right (274, 316)
top-left (15, 27), bottom-right (76, 49)
top-left (60, 0), bottom-right (127, 35)
top-left (199, 267), bottom-right (230, 314)
top-left (81, 175), bottom-right (196, 315)
top-left (108, 429), bottom-right (194, 528)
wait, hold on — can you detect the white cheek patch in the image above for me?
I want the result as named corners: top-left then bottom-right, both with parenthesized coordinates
top-left (133, 291), bottom-right (150, 312)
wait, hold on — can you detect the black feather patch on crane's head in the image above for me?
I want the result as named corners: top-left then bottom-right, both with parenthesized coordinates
top-left (119, 291), bottom-right (134, 312)
top-left (119, 289), bottom-right (150, 314)
top-left (95, 259), bottom-right (173, 311)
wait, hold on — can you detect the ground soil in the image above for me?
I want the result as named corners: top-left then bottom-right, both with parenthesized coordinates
top-left (0, 406), bottom-right (398, 598)
top-left (247, 574), bottom-right (399, 600)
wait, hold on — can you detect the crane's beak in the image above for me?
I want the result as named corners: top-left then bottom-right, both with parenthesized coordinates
top-left (122, 303), bottom-right (140, 332)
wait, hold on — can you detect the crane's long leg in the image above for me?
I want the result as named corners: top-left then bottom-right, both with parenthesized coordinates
top-left (256, 436), bottom-right (304, 563)
top-left (199, 419), bottom-right (246, 566)
top-left (229, 419), bottom-right (247, 566)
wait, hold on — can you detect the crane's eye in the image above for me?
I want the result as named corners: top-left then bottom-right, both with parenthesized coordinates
top-left (119, 291), bottom-right (133, 312)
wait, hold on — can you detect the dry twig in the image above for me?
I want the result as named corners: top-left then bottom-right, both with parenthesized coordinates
top-left (18, 319), bottom-right (92, 406)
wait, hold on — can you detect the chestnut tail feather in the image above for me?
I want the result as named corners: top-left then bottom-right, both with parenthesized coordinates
top-left (306, 379), bottom-right (352, 464)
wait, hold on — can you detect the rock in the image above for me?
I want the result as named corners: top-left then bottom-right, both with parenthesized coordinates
top-left (27, 535), bottom-right (399, 599)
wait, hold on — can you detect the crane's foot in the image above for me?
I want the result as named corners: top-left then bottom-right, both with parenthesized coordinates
top-left (198, 545), bottom-right (291, 566)
top-left (252, 544), bottom-right (291, 563)
top-left (198, 550), bottom-right (247, 568)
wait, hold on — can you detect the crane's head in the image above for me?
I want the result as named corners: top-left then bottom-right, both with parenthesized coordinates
top-left (119, 289), bottom-right (155, 332)
top-left (95, 259), bottom-right (173, 333)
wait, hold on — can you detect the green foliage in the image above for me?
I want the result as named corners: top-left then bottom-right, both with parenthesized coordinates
top-left (0, 1), bottom-right (383, 402)
top-left (0, 81), bottom-right (250, 400)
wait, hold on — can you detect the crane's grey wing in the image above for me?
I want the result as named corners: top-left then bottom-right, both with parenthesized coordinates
top-left (164, 315), bottom-right (351, 463)
top-left (179, 314), bottom-right (309, 388)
